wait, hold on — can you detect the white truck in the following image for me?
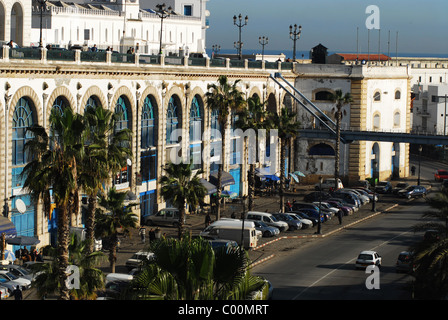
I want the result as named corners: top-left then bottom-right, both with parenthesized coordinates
top-left (200, 219), bottom-right (260, 249)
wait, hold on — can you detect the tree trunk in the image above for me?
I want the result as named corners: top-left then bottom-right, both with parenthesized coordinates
top-left (85, 194), bottom-right (97, 254)
top-left (335, 108), bottom-right (341, 190)
top-left (109, 234), bottom-right (118, 273)
top-left (216, 127), bottom-right (226, 221)
top-left (178, 205), bottom-right (186, 239)
top-left (57, 204), bottom-right (70, 300)
top-left (248, 163), bottom-right (255, 211)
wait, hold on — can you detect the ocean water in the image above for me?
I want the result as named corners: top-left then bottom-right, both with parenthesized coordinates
top-left (206, 49), bottom-right (448, 59)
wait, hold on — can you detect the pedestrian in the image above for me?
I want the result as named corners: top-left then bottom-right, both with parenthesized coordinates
top-left (149, 228), bottom-right (155, 242)
top-left (139, 226), bottom-right (146, 244)
top-left (13, 285), bottom-right (22, 300)
top-left (411, 166), bottom-right (416, 175)
top-left (337, 209), bottom-right (343, 225)
top-left (91, 44), bottom-right (98, 52)
top-left (205, 212), bottom-right (211, 227)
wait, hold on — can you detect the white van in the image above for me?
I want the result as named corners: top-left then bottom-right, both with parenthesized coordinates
top-left (70, 227), bottom-right (102, 251)
top-left (200, 220), bottom-right (259, 249)
top-left (245, 211), bottom-right (289, 232)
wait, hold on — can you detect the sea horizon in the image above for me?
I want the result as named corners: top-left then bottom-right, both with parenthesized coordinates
top-left (206, 48), bottom-right (448, 59)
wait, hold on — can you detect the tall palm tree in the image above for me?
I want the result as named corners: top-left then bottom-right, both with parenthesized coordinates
top-left (159, 161), bottom-right (207, 239)
top-left (80, 105), bottom-right (132, 254)
top-left (268, 107), bottom-right (299, 212)
top-left (411, 189), bottom-right (448, 299)
top-left (125, 236), bottom-right (269, 300)
top-left (95, 187), bottom-right (138, 273)
top-left (206, 75), bottom-right (245, 220)
top-left (235, 95), bottom-right (271, 211)
top-left (330, 90), bottom-right (352, 190)
top-left (22, 107), bottom-right (85, 300)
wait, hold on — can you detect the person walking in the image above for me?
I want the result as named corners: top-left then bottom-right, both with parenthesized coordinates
top-left (337, 209), bottom-right (343, 225)
top-left (205, 213), bottom-right (211, 227)
top-left (13, 285), bottom-right (22, 300)
top-left (139, 226), bottom-right (146, 244)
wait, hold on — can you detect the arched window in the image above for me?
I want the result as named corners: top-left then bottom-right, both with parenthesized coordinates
top-left (12, 98), bottom-right (34, 187)
top-left (309, 143), bottom-right (335, 156)
top-left (373, 113), bottom-right (380, 129)
top-left (141, 95), bottom-right (156, 149)
top-left (315, 90), bottom-right (333, 101)
top-left (85, 96), bottom-right (99, 111)
top-left (373, 91), bottom-right (381, 102)
top-left (114, 96), bottom-right (131, 185)
top-left (189, 95), bottom-right (202, 142)
top-left (210, 108), bottom-right (220, 140)
top-left (166, 96), bottom-right (180, 145)
top-left (393, 111), bottom-right (400, 127)
top-left (51, 97), bottom-right (68, 116)
top-left (395, 90), bottom-right (401, 100)
top-left (141, 95), bottom-right (157, 183)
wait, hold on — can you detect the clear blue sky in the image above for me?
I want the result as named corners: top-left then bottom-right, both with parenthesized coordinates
top-left (205, 0), bottom-right (448, 55)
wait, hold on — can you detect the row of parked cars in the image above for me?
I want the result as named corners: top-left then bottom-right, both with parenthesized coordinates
top-left (0, 261), bottom-right (40, 298)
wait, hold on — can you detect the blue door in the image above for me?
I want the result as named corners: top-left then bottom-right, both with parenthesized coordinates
top-left (229, 168), bottom-right (241, 196)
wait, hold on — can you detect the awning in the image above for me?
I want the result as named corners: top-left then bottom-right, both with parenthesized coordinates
top-left (200, 178), bottom-right (217, 195)
top-left (209, 171), bottom-right (235, 187)
top-left (6, 236), bottom-right (41, 246)
top-left (0, 217), bottom-right (17, 239)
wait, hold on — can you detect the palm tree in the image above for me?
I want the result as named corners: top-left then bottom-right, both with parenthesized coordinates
top-left (206, 75), bottom-right (245, 220)
top-left (95, 187), bottom-right (138, 273)
top-left (330, 90), bottom-right (352, 190)
top-left (22, 107), bottom-right (85, 300)
top-left (268, 107), bottom-right (299, 212)
top-left (125, 236), bottom-right (269, 300)
top-left (31, 236), bottom-right (105, 300)
top-left (235, 95), bottom-right (271, 211)
top-left (80, 105), bottom-right (132, 254)
top-left (410, 189), bottom-right (448, 299)
top-left (159, 161), bottom-right (207, 239)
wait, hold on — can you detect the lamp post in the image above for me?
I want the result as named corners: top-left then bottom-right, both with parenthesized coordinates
top-left (155, 3), bottom-right (173, 55)
top-left (234, 41), bottom-right (243, 58)
top-left (212, 44), bottom-right (221, 57)
top-left (240, 196), bottom-right (248, 251)
top-left (258, 36), bottom-right (268, 61)
top-left (38, 0), bottom-right (48, 48)
top-left (418, 145), bottom-right (423, 185)
top-left (316, 176), bottom-right (323, 234)
top-left (289, 24), bottom-right (302, 61)
top-left (371, 160), bottom-right (377, 212)
top-left (233, 14), bottom-right (248, 60)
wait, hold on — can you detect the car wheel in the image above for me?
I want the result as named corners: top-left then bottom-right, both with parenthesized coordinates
top-left (263, 231), bottom-right (271, 237)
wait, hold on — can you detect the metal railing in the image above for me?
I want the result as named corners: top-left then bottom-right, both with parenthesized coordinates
top-left (1, 46), bottom-right (295, 72)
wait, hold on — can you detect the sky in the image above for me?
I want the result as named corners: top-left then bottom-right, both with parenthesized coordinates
top-left (205, 0), bottom-right (448, 56)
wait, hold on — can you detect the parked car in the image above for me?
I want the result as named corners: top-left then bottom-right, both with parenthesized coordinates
top-left (312, 202), bottom-right (339, 215)
top-left (375, 181), bottom-right (392, 193)
top-left (325, 200), bottom-right (353, 216)
top-left (252, 221), bottom-right (280, 237)
top-left (397, 185), bottom-right (427, 199)
top-left (392, 182), bottom-right (408, 194)
top-left (434, 169), bottom-right (448, 182)
top-left (125, 251), bottom-right (155, 271)
top-left (396, 251), bottom-right (414, 273)
top-left (208, 239), bottom-right (239, 250)
top-left (142, 208), bottom-right (184, 227)
top-left (0, 270), bottom-right (32, 292)
top-left (0, 284), bottom-right (10, 299)
top-left (286, 213), bottom-right (313, 229)
top-left (352, 188), bottom-right (377, 202)
top-left (0, 264), bottom-right (34, 281)
top-left (245, 211), bottom-right (289, 232)
top-left (273, 213), bottom-right (302, 230)
top-left (332, 191), bottom-right (361, 208)
top-left (341, 189), bottom-right (370, 204)
top-left (304, 191), bottom-right (331, 202)
top-left (355, 250), bottom-right (382, 269)
top-left (291, 211), bottom-right (318, 226)
top-left (352, 180), bottom-right (371, 189)
top-left (314, 178), bottom-right (343, 191)
top-left (327, 197), bottom-right (358, 212)
top-left (294, 208), bottom-right (327, 222)
top-left (291, 202), bottom-right (334, 217)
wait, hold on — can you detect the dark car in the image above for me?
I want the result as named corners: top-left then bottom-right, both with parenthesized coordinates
top-left (392, 182), bottom-right (408, 194)
top-left (397, 185), bottom-right (427, 199)
top-left (434, 169), bottom-right (448, 182)
top-left (375, 181), bottom-right (392, 194)
top-left (396, 251), bottom-right (414, 273)
top-left (424, 229), bottom-right (440, 242)
top-left (303, 191), bottom-right (331, 203)
top-left (291, 211), bottom-right (318, 226)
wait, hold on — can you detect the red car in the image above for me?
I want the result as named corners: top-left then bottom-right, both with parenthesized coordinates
top-left (434, 169), bottom-right (448, 182)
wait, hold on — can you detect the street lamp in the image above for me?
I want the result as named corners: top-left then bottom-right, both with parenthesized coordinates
top-left (258, 36), bottom-right (268, 61)
top-left (38, 0), bottom-right (48, 48)
top-left (418, 145), bottom-right (423, 185)
top-left (316, 176), bottom-right (323, 234)
top-left (155, 3), bottom-right (173, 55)
top-left (212, 44), bottom-right (221, 57)
top-left (233, 14), bottom-right (248, 60)
top-left (371, 160), bottom-right (377, 212)
top-left (289, 24), bottom-right (302, 61)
